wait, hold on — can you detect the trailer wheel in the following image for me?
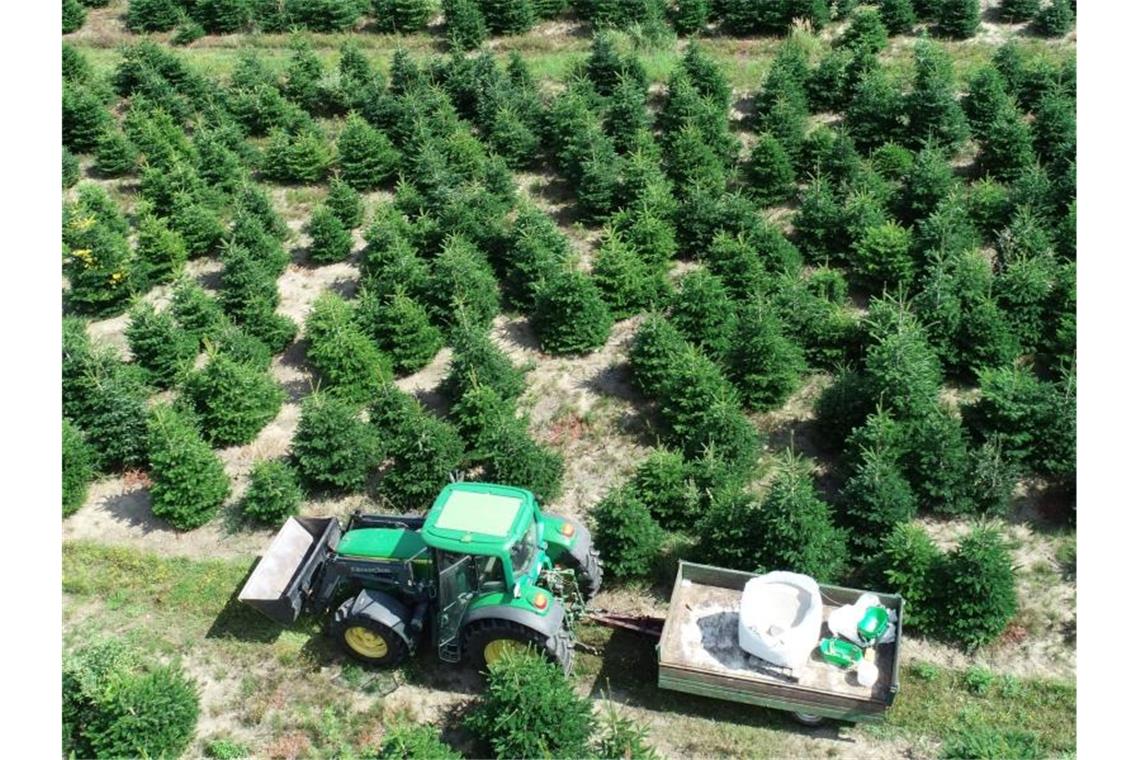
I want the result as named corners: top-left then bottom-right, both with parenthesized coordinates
top-left (792, 712), bottom-right (826, 727)
top-left (463, 618), bottom-right (570, 674)
top-left (331, 598), bottom-right (409, 667)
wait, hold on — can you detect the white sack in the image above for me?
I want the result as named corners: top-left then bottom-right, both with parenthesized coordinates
top-left (737, 572), bottom-right (823, 669)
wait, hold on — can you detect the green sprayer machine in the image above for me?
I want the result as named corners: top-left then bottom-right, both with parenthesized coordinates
top-left (239, 482), bottom-right (601, 673)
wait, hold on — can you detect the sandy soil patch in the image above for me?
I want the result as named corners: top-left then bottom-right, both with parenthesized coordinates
top-left (491, 315), bottom-right (656, 522)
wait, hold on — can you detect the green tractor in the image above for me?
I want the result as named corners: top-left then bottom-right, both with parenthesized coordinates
top-left (239, 482), bottom-right (602, 673)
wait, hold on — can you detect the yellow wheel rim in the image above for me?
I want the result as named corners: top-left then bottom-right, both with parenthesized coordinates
top-left (483, 638), bottom-right (527, 665)
top-left (344, 626), bottom-right (388, 659)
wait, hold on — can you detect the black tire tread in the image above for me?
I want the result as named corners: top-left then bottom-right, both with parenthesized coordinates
top-left (330, 596), bottom-right (410, 667)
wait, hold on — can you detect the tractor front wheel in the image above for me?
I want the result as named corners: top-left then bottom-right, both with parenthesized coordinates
top-left (463, 618), bottom-right (571, 675)
top-left (330, 598), bottom-right (409, 668)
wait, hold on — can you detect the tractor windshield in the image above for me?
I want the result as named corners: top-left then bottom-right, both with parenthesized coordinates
top-left (509, 520), bottom-right (537, 577)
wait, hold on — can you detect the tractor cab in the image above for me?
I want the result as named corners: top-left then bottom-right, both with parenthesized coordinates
top-left (420, 483), bottom-right (555, 662)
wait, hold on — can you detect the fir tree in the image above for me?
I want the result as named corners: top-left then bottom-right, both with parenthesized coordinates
top-left (171, 195), bottom-right (225, 258)
top-left (668, 269), bottom-right (736, 361)
top-left (726, 300), bottom-right (806, 411)
top-left (475, 409), bottom-right (564, 502)
top-left (900, 405), bottom-right (972, 514)
top-left (215, 321), bottom-right (274, 370)
top-left (672, 0), bottom-right (709, 35)
top-left (487, 104), bottom-right (540, 169)
top-left (794, 176), bottom-right (845, 262)
top-left (193, 0), bottom-right (253, 33)
top-left (1034, 0), bottom-right (1073, 37)
top-left (914, 249), bottom-right (1019, 378)
top-left (659, 346), bottom-right (759, 472)
top-left (933, 526), bottom-right (1018, 649)
top-left (806, 48), bottom-right (857, 113)
top-left (846, 67), bottom-right (905, 151)
top-left (899, 144), bottom-right (956, 224)
top-left (63, 419), bottom-right (95, 516)
top-left (878, 0), bottom-right (916, 35)
top-left (864, 315), bottom-right (943, 420)
top-left (872, 522), bottom-right (940, 632)
top-left (839, 443), bottom-right (917, 558)
top-left (442, 319), bottom-right (526, 404)
top-left (63, 0), bottom-right (87, 33)
top-left (444, 0), bottom-right (488, 51)
top-left (306, 205), bottom-right (354, 265)
top-left (1000, 0), bottom-right (1040, 22)
top-left (1032, 89), bottom-right (1075, 167)
top-left (147, 405), bottom-right (230, 530)
top-left (134, 212), bottom-right (187, 287)
top-left (853, 221), bottom-right (915, 293)
top-left (630, 448), bottom-right (699, 530)
top-left (357, 288), bottom-right (444, 375)
top-left (591, 487), bottom-right (665, 580)
top-left (702, 232), bottom-right (767, 302)
top-left (183, 352), bottom-right (284, 446)
top-left (682, 41), bottom-right (732, 109)
top-left (63, 85), bottom-right (111, 154)
top-left (936, 0), bottom-right (980, 39)
top-left (170, 279), bottom-right (226, 346)
top-left (966, 177), bottom-right (1012, 239)
top-left (125, 303), bottom-right (197, 389)
top-left (629, 313), bottom-right (689, 398)
top-left (293, 392), bottom-right (380, 491)
top-left (740, 454), bottom-right (848, 580)
top-left (838, 9), bottom-right (889, 60)
top-left (374, 0), bottom-right (434, 31)
top-left (63, 149), bottom-right (81, 189)
top-left (905, 40), bottom-right (969, 151)
top-left (126, 0), bottom-right (181, 32)
top-left (62, 204), bottom-right (134, 317)
top-left (963, 65), bottom-right (1013, 136)
top-left (978, 103), bottom-right (1035, 181)
top-left (94, 129), bottom-right (138, 177)
top-left (427, 236), bottom-right (501, 332)
top-left (242, 459), bottom-right (303, 524)
top-left (592, 230), bottom-right (668, 319)
top-left (65, 352), bottom-right (151, 471)
top-left (377, 395), bottom-right (466, 510)
top-left (480, 0), bottom-right (536, 35)
top-left (230, 210), bottom-right (289, 276)
top-left (995, 248), bottom-right (1057, 354)
top-left (533, 269), bottom-right (614, 355)
top-left (305, 292), bottom-right (392, 403)
top-left (743, 133), bottom-right (795, 207)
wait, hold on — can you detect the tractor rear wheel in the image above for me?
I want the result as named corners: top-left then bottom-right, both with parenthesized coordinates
top-left (556, 547), bottom-right (603, 601)
top-left (330, 598), bottom-right (409, 668)
top-left (463, 618), bottom-right (571, 675)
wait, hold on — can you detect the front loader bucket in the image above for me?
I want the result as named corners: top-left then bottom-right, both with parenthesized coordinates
top-left (239, 516), bottom-right (341, 625)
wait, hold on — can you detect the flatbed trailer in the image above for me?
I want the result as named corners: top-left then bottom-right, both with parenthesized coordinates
top-left (591, 561), bottom-right (903, 725)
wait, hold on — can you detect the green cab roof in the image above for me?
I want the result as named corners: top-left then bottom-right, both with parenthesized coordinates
top-left (336, 528), bottom-right (426, 560)
top-left (421, 482), bottom-right (535, 554)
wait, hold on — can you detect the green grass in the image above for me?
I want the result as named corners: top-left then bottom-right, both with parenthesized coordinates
top-left (866, 661), bottom-right (1076, 756)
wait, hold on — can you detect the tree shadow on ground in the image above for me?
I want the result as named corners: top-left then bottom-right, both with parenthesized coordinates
top-left (97, 487), bottom-right (167, 534)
